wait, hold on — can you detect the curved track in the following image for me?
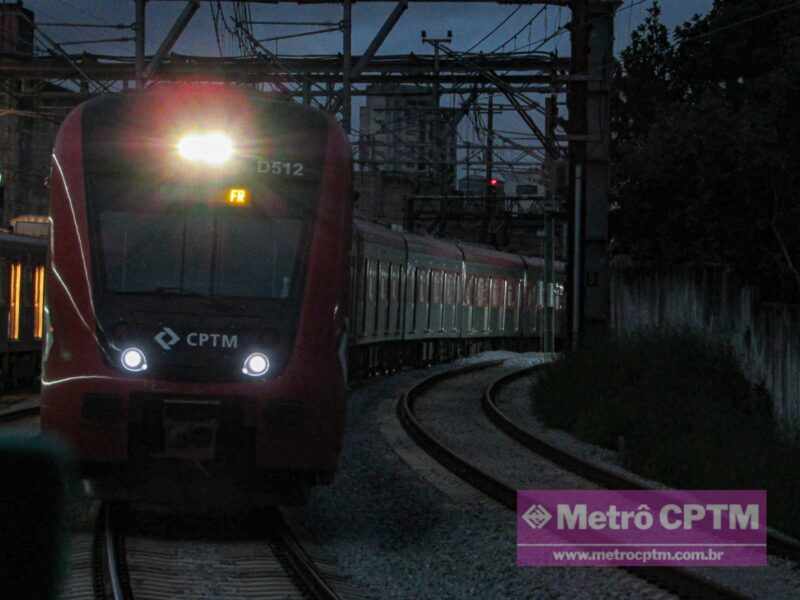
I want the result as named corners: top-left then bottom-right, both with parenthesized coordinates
top-left (397, 361), bottom-right (749, 600)
top-left (484, 365), bottom-right (800, 565)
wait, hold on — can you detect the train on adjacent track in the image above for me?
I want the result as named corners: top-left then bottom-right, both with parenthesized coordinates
top-left (0, 231), bottom-right (47, 391)
top-left (37, 84), bottom-right (564, 506)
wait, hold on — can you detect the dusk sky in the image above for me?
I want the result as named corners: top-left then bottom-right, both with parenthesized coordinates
top-left (25, 1), bottom-right (714, 57)
top-left (23, 0), bottom-right (716, 185)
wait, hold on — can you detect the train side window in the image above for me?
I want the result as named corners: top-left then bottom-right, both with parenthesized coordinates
top-left (8, 262), bottom-right (22, 340)
top-left (379, 262), bottom-right (389, 303)
top-left (431, 270), bottom-right (443, 304)
top-left (492, 278), bottom-right (504, 308)
top-left (390, 263), bottom-right (400, 303)
top-left (416, 269), bottom-right (429, 304)
top-left (444, 273), bottom-right (455, 305)
top-left (390, 263), bottom-right (401, 332)
top-left (33, 265), bottom-right (45, 340)
top-left (367, 259), bottom-right (377, 302)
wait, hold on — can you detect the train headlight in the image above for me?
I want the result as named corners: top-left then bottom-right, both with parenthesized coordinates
top-left (242, 352), bottom-right (270, 377)
top-left (121, 347), bottom-right (147, 372)
top-left (177, 132), bottom-right (233, 165)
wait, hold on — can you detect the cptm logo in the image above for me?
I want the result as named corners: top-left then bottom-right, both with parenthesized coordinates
top-left (523, 504), bottom-right (552, 530)
top-left (154, 327), bottom-right (180, 350)
top-left (154, 326), bottom-right (239, 351)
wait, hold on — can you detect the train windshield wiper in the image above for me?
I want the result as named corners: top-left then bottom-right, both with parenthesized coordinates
top-left (152, 287), bottom-right (206, 297)
top-left (117, 287), bottom-right (208, 297)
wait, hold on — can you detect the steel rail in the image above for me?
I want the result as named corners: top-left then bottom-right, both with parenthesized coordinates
top-left (271, 510), bottom-right (343, 600)
top-left (100, 503), bottom-right (134, 600)
top-left (485, 365), bottom-right (800, 565)
top-left (397, 361), bottom-right (748, 600)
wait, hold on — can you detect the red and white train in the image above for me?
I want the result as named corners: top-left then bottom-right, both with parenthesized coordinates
top-left (40, 85), bottom-right (563, 505)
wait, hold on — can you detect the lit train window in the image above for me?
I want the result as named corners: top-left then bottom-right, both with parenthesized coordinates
top-left (8, 262), bottom-right (21, 340)
top-left (33, 265), bottom-right (45, 339)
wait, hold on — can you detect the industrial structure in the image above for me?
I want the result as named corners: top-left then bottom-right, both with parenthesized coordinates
top-left (0, 0), bottom-right (621, 349)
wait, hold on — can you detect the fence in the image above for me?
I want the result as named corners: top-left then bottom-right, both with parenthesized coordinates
top-left (610, 266), bottom-right (800, 432)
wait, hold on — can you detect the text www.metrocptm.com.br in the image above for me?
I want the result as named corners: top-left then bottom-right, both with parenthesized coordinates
top-left (550, 548), bottom-right (727, 563)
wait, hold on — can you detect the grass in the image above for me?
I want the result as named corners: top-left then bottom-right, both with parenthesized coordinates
top-left (531, 329), bottom-right (800, 538)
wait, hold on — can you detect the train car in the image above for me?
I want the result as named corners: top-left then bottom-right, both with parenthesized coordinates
top-left (348, 219), bottom-right (566, 378)
top-left (0, 231), bottom-right (47, 390)
top-left (40, 85), bottom-right (352, 505)
top-left (458, 244), bottom-right (527, 347)
top-left (522, 256), bottom-right (567, 344)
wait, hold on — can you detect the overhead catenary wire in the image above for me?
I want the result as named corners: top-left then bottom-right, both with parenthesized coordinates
top-left (465, 5), bottom-right (522, 53)
top-left (488, 6), bottom-right (547, 54)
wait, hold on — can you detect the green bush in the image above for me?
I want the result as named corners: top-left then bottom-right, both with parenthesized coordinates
top-left (531, 329), bottom-right (800, 538)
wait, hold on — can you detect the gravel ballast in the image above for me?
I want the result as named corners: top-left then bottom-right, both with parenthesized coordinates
top-left (300, 353), bottom-right (675, 599)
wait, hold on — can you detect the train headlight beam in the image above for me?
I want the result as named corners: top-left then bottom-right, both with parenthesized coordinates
top-left (242, 352), bottom-right (270, 377)
top-left (121, 347), bottom-right (148, 372)
top-left (177, 132), bottom-right (233, 165)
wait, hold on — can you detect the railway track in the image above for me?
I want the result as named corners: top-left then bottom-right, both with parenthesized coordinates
top-left (396, 360), bottom-right (751, 600)
top-left (93, 503), bottom-right (343, 600)
top-left (484, 365), bottom-right (800, 566)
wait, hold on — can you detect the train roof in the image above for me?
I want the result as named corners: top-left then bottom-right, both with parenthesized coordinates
top-left (353, 219), bottom-right (406, 250)
top-left (523, 255), bottom-right (567, 270)
top-left (353, 219), bottom-right (562, 271)
top-left (0, 231), bottom-right (48, 248)
top-left (404, 231), bottom-right (463, 261)
top-left (458, 242), bottom-right (525, 271)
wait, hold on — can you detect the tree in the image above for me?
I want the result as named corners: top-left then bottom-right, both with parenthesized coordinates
top-left (610, 0), bottom-right (800, 302)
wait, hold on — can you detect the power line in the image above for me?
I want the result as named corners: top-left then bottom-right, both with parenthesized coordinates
top-left (618, 0), bottom-right (649, 14)
top-left (465, 5), bottom-right (522, 53)
top-left (489, 6), bottom-right (546, 54)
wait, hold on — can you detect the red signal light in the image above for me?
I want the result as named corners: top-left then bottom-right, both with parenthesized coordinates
top-left (489, 178), bottom-right (498, 186)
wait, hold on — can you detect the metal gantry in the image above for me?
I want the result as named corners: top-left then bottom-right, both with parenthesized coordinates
top-left (0, 0), bottom-right (619, 348)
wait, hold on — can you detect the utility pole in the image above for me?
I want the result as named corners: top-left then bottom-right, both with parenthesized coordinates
top-left (543, 93), bottom-right (557, 352)
top-left (484, 94), bottom-right (495, 244)
top-left (342, 0), bottom-right (352, 133)
top-left (465, 140), bottom-right (471, 188)
top-left (135, 0), bottom-right (146, 89)
top-left (422, 30), bottom-right (452, 195)
top-left (544, 94), bottom-right (558, 209)
top-left (567, 0), bottom-right (620, 349)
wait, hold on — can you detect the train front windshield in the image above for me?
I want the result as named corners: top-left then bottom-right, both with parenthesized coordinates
top-left (89, 177), bottom-right (313, 301)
